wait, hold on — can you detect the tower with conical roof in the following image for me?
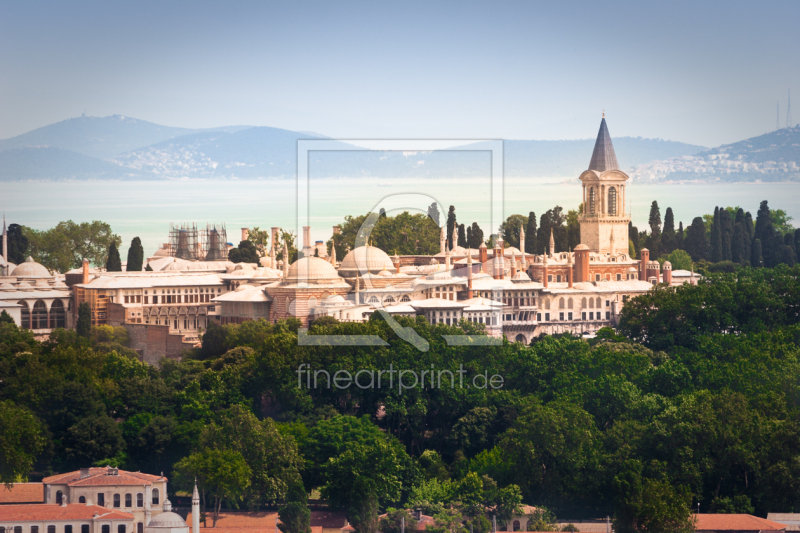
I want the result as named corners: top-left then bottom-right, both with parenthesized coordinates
top-left (577, 115), bottom-right (631, 254)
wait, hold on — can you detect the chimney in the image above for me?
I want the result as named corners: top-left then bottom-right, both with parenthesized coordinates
top-left (80, 467), bottom-right (91, 479)
top-left (479, 242), bottom-right (488, 272)
top-left (82, 258), bottom-right (90, 284)
top-left (542, 253), bottom-right (549, 288)
top-left (270, 227), bottom-right (279, 261)
top-left (303, 226), bottom-right (311, 257)
top-left (413, 509), bottom-right (422, 521)
top-left (662, 261), bottom-right (673, 285)
top-left (241, 228), bottom-right (249, 242)
top-left (568, 249), bottom-right (574, 288)
top-left (639, 248), bottom-right (650, 281)
top-left (467, 249), bottom-right (473, 299)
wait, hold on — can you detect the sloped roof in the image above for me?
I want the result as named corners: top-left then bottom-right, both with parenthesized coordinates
top-left (0, 483), bottom-right (44, 504)
top-left (695, 514), bottom-right (787, 531)
top-left (0, 504), bottom-right (132, 521)
top-left (588, 117), bottom-right (619, 172)
top-left (44, 466), bottom-right (164, 486)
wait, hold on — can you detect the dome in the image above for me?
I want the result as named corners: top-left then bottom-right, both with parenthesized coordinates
top-left (16, 281), bottom-right (32, 289)
top-left (147, 512), bottom-right (187, 528)
top-left (662, 261), bottom-right (672, 269)
top-left (11, 257), bottom-right (51, 278)
top-left (0, 283), bottom-right (14, 290)
top-left (574, 244), bottom-right (590, 251)
top-left (338, 246), bottom-right (396, 275)
top-left (287, 257), bottom-right (341, 281)
top-left (377, 270), bottom-right (393, 277)
top-left (628, 266), bottom-right (638, 272)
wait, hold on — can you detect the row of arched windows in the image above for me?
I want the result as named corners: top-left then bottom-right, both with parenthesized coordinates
top-left (587, 186), bottom-right (619, 216)
top-left (57, 489), bottom-right (153, 507)
top-left (17, 299), bottom-right (66, 330)
top-left (0, 526), bottom-right (124, 533)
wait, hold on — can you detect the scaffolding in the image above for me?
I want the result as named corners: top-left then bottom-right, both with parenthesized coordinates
top-left (169, 223), bottom-right (199, 260)
top-left (202, 223), bottom-right (228, 261)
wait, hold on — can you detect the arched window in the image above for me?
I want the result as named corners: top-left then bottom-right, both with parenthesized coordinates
top-left (608, 187), bottom-right (617, 215)
top-left (118, 526), bottom-right (126, 533)
top-left (50, 300), bottom-right (66, 329)
top-left (568, 297), bottom-right (573, 309)
top-left (152, 488), bottom-right (159, 505)
top-left (102, 526), bottom-right (110, 533)
top-left (113, 493), bottom-right (120, 508)
top-left (18, 301), bottom-right (30, 329)
top-left (15, 527), bottom-right (22, 533)
top-left (400, 295), bottom-right (410, 302)
top-left (125, 494), bottom-right (132, 507)
top-left (56, 490), bottom-right (63, 505)
top-left (383, 296), bottom-right (395, 304)
top-left (1, 526), bottom-right (6, 533)
top-left (558, 298), bottom-right (565, 309)
top-left (32, 300), bottom-right (48, 329)
top-left (307, 296), bottom-right (317, 309)
top-left (138, 525), bottom-right (143, 533)
top-left (581, 297), bottom-right (587, 308)
top-left (367, 296), bottom-right (379, 304)
top-left (596, 297), bottom-right (602, 308)
top-left (82, 526), bottom-right (90, 533)
top-left (513, 521), bottom-right (521, 532)
top-left (589, 298), bottom-right (594, 309)
top-left (515, 334), bottom-right (526, 344)
top-left (137, 493), bottom-right (143, 508)
top-left (589, 187), bottom-right (596, 214)
top-left (79, 496), bottom-right (86, 503)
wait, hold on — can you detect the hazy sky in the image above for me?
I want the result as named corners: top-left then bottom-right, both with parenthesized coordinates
top-left (1, 1), bottom-right (798, 147)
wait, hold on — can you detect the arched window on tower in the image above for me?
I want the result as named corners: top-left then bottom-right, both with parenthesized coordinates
top-left (608, 187), bottom-right (617, 216)
top-left (589, 187), bottom-right (596, 214)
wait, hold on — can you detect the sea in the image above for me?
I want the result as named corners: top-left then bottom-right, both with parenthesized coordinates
top-left (3, 178), bottom-right (800, 257)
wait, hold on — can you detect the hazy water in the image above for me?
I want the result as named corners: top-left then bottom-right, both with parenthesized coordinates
top-left (3, 178), bottom-right (800, 257)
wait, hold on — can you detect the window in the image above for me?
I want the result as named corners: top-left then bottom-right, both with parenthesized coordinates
top-left (56, 490), bottom-right (63, 505)
top-left (152, 489), bottom-right (160, 505)
top-left (556, 274), bottom-right (561, 282)
top-left (65, 526), bottom-right (73, 533)
top-left (536, 313), bottom-right (541, 321)
top-left (400, 295), bottom-right (410, 302)
top-left (545, 313), bottom-right (550, 321)
top-left (595, 274), bottom-right (601, 281)
top-left (608, 187), bottom-right (617, 215)
top-left (547, 275), bottom-right (552, 282)
top-left (153, 296), bottom-right (158, 304)
top-left (513, 521), bottom-right (521, 531)
top-left (606, 300), bottom-right (610, 307)
top-left (49, 527), bottom-right (56, 533)
top-left (590, 312), bottom-right (594, 320)
top-left (582, 312), bottom-right (587, 320)
top-left (114, 494), bottom-right (120, 508)
top-left (32, 300), bottom-right (48, 329)
top-left (596, 297), bottom-right (602, 308)
top-left (79, 496), bottom-right (86, 504)
top-left (568, 312), bottom-right (573, 320)
top-left (137, 493), bottom-right (143, 508)
top-left (589, 187), bottom-right (596, 214)
top-left (118, 526), bottom-right (126, 533)
top-left (50, 300), bottom-right (66, 328)
top-left (14, 528), bottom-right (22, 533)
top-left (616, 273), bottom-right (621, 281)
top-left (125, 494), bottom-right (132, 507)
top-left (102, 526), bottom-right (110, 533)
top-left (18, 302), bottom-right (30, 329)
top-left (98, 493), bottom-right (105, 506)
top-left (83, 526), bottom-right (90, 533)
top-left (137, 525), bottom-right (143, 533)
top-left (33, 528), bottom-right (40, 533)
top-left (559, 312), bottom-right (564, 321)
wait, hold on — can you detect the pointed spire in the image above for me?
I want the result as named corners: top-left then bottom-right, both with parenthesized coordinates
top-left (588, 116), bottom-right (619, 172)
top-left (282, 241), bottom-right (290, 277)
top-left (330, 243), bottom-right (337, 265)
top-left (549, 228), bottom-right (555, 256)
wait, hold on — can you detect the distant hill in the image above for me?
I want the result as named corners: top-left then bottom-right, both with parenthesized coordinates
top-left (630, 126), bottom-right (800, 182)
top-left (0, 114), bottom-right (708, 181)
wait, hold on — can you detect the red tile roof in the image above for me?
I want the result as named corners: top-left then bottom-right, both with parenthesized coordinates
top-left (0, 484), bottom-right (44, 504)
top-left (182, 511), bottom-right (346, 530)
top-left (189, 528), bottom-right (323, 533)
top-left (0, 504), bottom-right (133, 521)
top-left (43, 467), bottom-right (165, 487)
top-left (695, 514), bottom-right (787, 531)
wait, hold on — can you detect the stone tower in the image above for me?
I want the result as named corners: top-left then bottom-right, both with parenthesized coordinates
top-left (577, 116), bottom-right (631, 254)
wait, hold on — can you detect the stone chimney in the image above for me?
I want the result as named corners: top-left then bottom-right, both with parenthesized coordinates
top-left (80, 467), bottom-right (91, 479)
top-left (479, 241), bottom-right (488, 272)
top-left (662, 261), bottom-right (673, 285)
top-left (467, 249), bottom-right (474, 299)
top-left (639, 248), bottom-right (650, 281)
top-left (303, 226), bottom-right (311, 257)
top-left (542, 253), bottom-right (549, 288)
top-left (241, 228), bottom-right (249, 242)
top-left (82, 258), bottom-right (90, 284)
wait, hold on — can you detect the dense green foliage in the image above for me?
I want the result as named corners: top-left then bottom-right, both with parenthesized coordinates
top-left (106, 242), bottom-right (122, 271)
top-left (23, 220), bottom-right (120, 271)
top-left (228, 240), bottom-right (260, 264)
top-left (126, 237), bottom-right (144, 271)
top-left (5, 265), bottom-right (800, 528)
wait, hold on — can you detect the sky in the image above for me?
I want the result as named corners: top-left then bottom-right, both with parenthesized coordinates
top-left (1, 1), bottom-right (799, 147)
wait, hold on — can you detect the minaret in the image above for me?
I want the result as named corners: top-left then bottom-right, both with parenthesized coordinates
top-left (467, 249), bottom-right (473, 299)
top-left (329, 243), bottom-right (337, 266)
top-left (567, 247), bottom-right (574, 288)
top-left (445, 247), bottom-right (451, 271)
top-left (192, 480), bottom-right (200, 533)
top-left (542, 252), bottom-right (549, 288)
top-left (354, 272), bottom-right (361, 304)
top-left (519, 224), bottom-right (525, 262)
top-left (451, 227), bottom-right (458, 250)
top-left (440, 226), bottom-right (446, 254)
top-left (549, 228), bottom-right (555, 256)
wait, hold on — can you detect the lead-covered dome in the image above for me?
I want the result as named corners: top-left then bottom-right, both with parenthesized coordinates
top-left (287, 257), bottom-right (341, 281)
top-left (338, 246), bottom-right (396, 277)
top-left (11, 257), bottom-right (51, 278)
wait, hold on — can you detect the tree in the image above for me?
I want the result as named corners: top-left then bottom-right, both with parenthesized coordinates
top-left (77, 303), bottom-right (91, 338)
top-left (0, 310), bottom-right (14, 324)
top-left (379, 509), bottom-right (418, 533)
top-left (751, 238), bottom-right (763, 267)
top-left (675, 221), bottom-right (685, 251)
top-left (174, 449), bottom-right (251, 526)
top-left (629, 222), bottom-right (640, 255)
top-left (63, 415), bottom-right (126, 468)
top-left (427, 203), bottom-right (441, 227)
top-left (685, 217), bottom-right (708, 261)
top-left (467, 223), bottom-right (484, 249)
top-left (24, 220), bottom-right (120, 272)
top-left (648, 201), bottom-right (661, 238)
top-left (126, 237), bottom-right (144, 271)
top-left (499, 215), bottom-right (527, 250)
top-left (6, 223), bottom-right (28, 265)
top-left (525, 212), bottom-right (537, 254)
top-left (664, 249), bottom-right (692, 271)
top-left (228, 240), bottom-right (260, 264)
top-left (105, 242), bottom-right (122, 272)
top-left (279, 481), bottom-right (311, 533)
top-left (0, 401), bottom-right (46, 485)
top-left (720, 208), bottom-right (733, 261)
top-left (322, 440), bottom-right (406, 533)
top-left (613, 461), bottom-right (695, 533)
top-left (246, 227), bottom-right (271, 257)
top-left (662, 208), bottom-right (676, 254)
top-left (731, 209), bottom-right (750, 266)
top-left (566, 209), bottom-right (581, 250)
top-left (446, 206), bottom-right (457, 250)
top-left (711, 207), bottom-right (722, 263)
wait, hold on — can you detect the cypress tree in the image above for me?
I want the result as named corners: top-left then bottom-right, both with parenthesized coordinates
top-left (752, 238), bottom-right (763, 267)
top-left (648, 201), bottom-right (662, 238)
top-left (676, 221), bottom-right (684, 251)
top-left (77, 302), bottom-right (91, 338)
top-left (457, 224), bottom-right (466, 248)
top-left (784, 232), bottom-right (795, 252)
top-left (525, 212), bottom-right (537, 254)
top-left (467, 222), bottom-right (483, 249)
top-left (795, 228), bottom-right (800, 255)
top-left (126, 237), bottom-right (144, 271)
top-left (711, 207), bottom-right (722, 262)
top-left (536, 211), bottom-right (551, 254)
top-left (782, 244), bottom-right (797, 266)
top-left (685, 217), bottom-right (709, 261)
top-left (732, 208), bottom-right (747, 265)
top-left (720, 208), bottom-right (733, 261)
top-left (446, 206), bottom-right (457, 250)
top-left (662, 207), bottom-right (675, 254)
top-left (7, 224), bottom-right (28, 265)
top-left (105, 242), bottom-right (122, 272)
top-left (629, 222), bottom-right (640, 255)
top-left (278, 481), bottom-right (311, 533)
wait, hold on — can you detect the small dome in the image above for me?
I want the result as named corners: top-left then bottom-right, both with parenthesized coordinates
top-left (287, 257), bottom-right (341, 281)
top-left (662, 261), bottom-right (672, 269)
top-left (34, 279), bottom-right (50, 288)
top-left (628, 266), bottom-right (638, 272)
top-left (0, 283), bottom-right (15, 290)
top-left (377, 270), bottom-right (393, 277)
top-left (16, 281), bottom-right (32, 289)
top-left (11, 257), bottom-right (51, 278)
top-left (339, 246), bottom-right (396, 275)
top-left (574, 244), bottom-right (590, 251)
top-left (146, 512), bottom-right (187, 529)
